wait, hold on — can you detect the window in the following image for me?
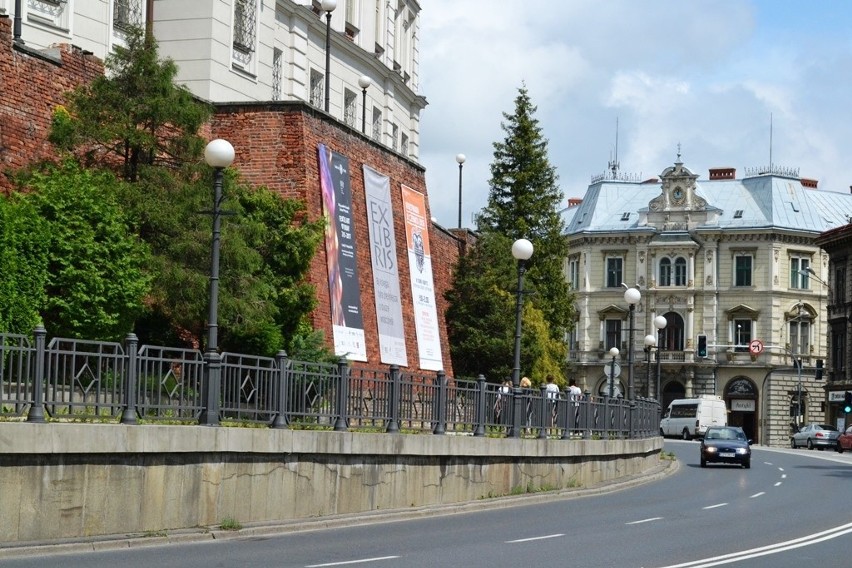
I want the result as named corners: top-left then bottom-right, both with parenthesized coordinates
top-left (734, 320), bottom-right (752, 352)
top-left (27, 0), bottom-right (71, 30)
top-left (834, 267), bottom-right (846, 305)
top-left (606, 257), bottom-right (623, 288)
top-left (400, 133), bottom-right (409, 157)
top-left (734, 210), bottom-right (743, 219)
top-left (113, 0), bottom-right (142, 33)
top-left (568, 258), bottom-right (580, 291)
top-left (620, 212), bottom-right (630, 221)
top-left (789, 318), bottom-right (810, 356)
top-left (790, 256), bottom-right (810, 289)
top-left (659, 258), bottom-right (671, 286)
top-left (605, 319), bottom-right (622, 351)
top-left (344, 89), bottom-right (357, 127)
top-left (391, 123), bottom-right (399, 152)
top-left (272, 48), bottom-right (283, 101)
top-left (371, 108), bottom-right (382, 141)
top-left (233, 0), bottom-right (257, 53)
top-left (734, 254), bottom-right (752, 287)
top-left (832, 330), bottom-right (846, 375)
top-left (674, 257), bottom-right (687, 286)
top-left (309, 70), bottom-right (323, 108)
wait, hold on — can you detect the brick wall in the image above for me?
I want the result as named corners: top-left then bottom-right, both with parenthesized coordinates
top-left (212, 102), bottom-right (460, 376)
top-left (0, 16), bottom-right (103, 194)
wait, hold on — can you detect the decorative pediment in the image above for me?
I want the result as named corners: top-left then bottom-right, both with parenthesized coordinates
top-left (598, 305), bottom-right (629, 320)
top-left (784, 303), bottom-right (816, 321)
top-left (725, 304), bottom-right (760, 319)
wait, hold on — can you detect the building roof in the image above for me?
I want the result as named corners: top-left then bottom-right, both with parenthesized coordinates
top-left (561, 169), bottom-right (852, 237)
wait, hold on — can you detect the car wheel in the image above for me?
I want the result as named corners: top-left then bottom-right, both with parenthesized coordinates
top-left (743, 460), bottom-right (750, 469)
top-left (791, 438), bottom-right (797, 449)
top-left (806, 439), bottom-right (814, 450)
top-left (838, 445), bottom-right (845, 454)
top-left (682, 428), bottom-right (691, 441)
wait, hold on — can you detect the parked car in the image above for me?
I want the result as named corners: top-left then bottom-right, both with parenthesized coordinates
top-left (700, 426), bottom-right (751, 468)
top-left (836, 426), bottom-right (852, 453)
top-left (790, 423), bottom-right (840, 450)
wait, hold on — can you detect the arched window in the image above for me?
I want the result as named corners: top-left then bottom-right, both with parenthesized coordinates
top-left (659, 312), bottom-right (685, 351)
top-left (659, 258), bottom-right (672, 286)
top-left (674, 257), bottom-right (687, 286)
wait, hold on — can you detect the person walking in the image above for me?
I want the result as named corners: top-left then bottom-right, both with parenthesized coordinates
top-left (544, 375), bottom-right (560, 432)
top-left (568, 378), bottom-right (583, 435)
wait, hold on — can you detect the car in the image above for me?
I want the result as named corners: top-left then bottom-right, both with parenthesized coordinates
top-left (790, 423), bottom-right (840, 450)
top-left (700, 426), bottom-right (751, 469)
top-left (836, 426), bottom-right (852, 453)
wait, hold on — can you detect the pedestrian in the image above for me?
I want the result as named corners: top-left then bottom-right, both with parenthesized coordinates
top-left (493, 379), bottom-right (511, 425)
top-left (520, 377), bottom-right (533, 433)
top-left (545, 374), bottom-right (560, 430)
top-left (568, 378), bottom-right (583, 435)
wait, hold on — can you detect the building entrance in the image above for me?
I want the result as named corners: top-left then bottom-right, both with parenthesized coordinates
top-left (725, 378), bottom-right (758, 442)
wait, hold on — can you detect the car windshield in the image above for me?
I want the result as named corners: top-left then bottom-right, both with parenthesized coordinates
top-left (706, 428), bottom-right (746, 441)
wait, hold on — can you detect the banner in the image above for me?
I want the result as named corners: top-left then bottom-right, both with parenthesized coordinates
top-left (363, 166), bottom-right (408, 366)
top-left (318, 144), bottom-right (367, 361)
top-left (400, 185), bottom-right (443, 371)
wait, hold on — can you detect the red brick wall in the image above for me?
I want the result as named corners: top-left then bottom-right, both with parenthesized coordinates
top-left (212, 103), bottom-right (460, 376)
top-left (0, 16), bottom-right (103, 194)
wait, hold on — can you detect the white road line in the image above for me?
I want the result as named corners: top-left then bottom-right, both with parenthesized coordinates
top-left (506, 533), bottom-right (564, 543)
top-left (781, 474), bottom-right (787, 479)
top-left (657, 521), bottom-right (852, 568)
top-left (777, 467), bottom-right (784, 471)
top-left (774, 481), bottom-right (783, 486)
top-left (702, 503), bottom-right (727, 510)
top-left (749, 492), bottom-right (764, 498)
top-left (626, 517), bottom-right (663, 525)
top-left (305, 556), bottom-right (400, 567)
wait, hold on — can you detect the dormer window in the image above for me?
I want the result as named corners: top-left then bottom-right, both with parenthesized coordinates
top-left (734, 210), bottom-right (743, 219)
top-left (621, 212), bottom-right (630, 221)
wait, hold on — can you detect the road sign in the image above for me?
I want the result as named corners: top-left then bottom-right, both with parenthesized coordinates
top-left (749, 339), bottom-right (764, 354)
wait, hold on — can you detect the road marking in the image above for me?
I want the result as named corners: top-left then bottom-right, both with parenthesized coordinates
top-left (780, 474), bottom-right (786, 479)
top-left (749, 492), bottom-right (764, 498)
top-left (656, 521), bottom-right (852, 567)
top-left (626, 517), bottom-right (663, 525)
top-left (702, 503), bottom-right (727, 510)
top-left (774, 481), bottom-right (782, 486)
top-left (506, 533), bottom-right (564, 543)
top-left (305, 556), bottom-right (400, 567)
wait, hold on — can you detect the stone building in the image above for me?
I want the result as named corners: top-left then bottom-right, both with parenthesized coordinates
top-left (562, 156), bottom-right (852, 447)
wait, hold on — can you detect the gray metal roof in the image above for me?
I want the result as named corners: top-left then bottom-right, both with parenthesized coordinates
top-left (561, 173), bottom-right (852, 236)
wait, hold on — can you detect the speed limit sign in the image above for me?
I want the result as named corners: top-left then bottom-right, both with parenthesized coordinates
top-left (749, 339), bottom-right (764, 354)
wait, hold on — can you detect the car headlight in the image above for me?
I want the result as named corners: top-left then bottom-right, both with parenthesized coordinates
top-left (704, 447), bottom-right (717, 453)
top-left (736, 447), bottom-right (749, 455)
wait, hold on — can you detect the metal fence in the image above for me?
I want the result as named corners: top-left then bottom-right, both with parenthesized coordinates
top-left (0, 327), bottom-right (660, 439)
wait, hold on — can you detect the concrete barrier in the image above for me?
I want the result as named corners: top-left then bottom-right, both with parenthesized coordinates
top-left (0, 423), bottom-right (662, 544)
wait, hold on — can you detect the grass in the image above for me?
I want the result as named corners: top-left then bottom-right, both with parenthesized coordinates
top-left (219, 517), bottom-right (242, 531)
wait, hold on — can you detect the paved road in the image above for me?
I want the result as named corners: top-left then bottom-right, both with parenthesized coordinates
top-left (1, 442), bottom-right (850, 567)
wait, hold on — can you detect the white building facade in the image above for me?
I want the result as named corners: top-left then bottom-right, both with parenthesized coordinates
top-left (1, 0), bottom-right (424, 159)
top-left (562, 157), bottom-right (852, 447)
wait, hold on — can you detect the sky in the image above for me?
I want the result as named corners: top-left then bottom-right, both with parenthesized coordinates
top-left (417, 0), bottom-right (852, 229)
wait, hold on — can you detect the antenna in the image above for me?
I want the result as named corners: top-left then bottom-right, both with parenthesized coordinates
top-left (769, 113), bottom-right (773, 170)
top-left (608, 117), bottom-right (620, 177)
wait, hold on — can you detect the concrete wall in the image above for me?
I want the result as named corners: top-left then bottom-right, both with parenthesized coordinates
top-left (0, 423), bottom-right (662, 544)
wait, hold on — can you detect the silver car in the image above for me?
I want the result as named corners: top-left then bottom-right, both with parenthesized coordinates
top-left (790, 423), bottom-right (840, 450)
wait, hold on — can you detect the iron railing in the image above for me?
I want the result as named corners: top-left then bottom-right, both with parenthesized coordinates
top-left (0, 327), bottom-right (660, 439)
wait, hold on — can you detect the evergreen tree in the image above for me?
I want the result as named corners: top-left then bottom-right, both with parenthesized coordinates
top-left (477, 85), bottom-right (574, 341)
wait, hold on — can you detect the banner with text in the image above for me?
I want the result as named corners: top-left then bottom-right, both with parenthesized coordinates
top-left (400, 185), bottom-right (443, 371)
top-left (318, 144), bottom-right (366, 361)
top-left (363, 166), bottom-right (408, 366)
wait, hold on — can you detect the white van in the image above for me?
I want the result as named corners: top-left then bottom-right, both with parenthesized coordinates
top-left (660, 396), bottom-right (727, 440)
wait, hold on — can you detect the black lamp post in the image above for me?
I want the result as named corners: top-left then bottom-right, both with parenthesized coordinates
top-left (510, 238), bottom-right (533, 438)
top-left (322, 0), bottom-right (337, 113)
top-left (455, 154), bottom-right (465, 228)
top-left (358, 75), bottom-right (371, 133)
top-left (624, 287), bottom-right (641, 401)
top-left (199, 138), bottom-right (234, 427)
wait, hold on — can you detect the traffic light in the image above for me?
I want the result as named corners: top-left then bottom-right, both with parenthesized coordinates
top-left (697, 335), bottom-right (707, 358)
top-left (844, 391), bottom-right (852, 414)
top-left (815, 359), bottom-right (823, 381)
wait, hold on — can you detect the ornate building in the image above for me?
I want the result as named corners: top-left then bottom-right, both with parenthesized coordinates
top-left (563, 156), bottom-right (852, 447)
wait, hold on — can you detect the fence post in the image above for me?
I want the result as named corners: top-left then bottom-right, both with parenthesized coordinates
top-left (120, 333), bottom-right (138, 425)
top-left (386, 365), bottom-right (400, 434)
top-left (432, 371), bottom-right (447, 435)
top-left (473, 375), bottom-right (486, 437)
top-left (26, 325), bottom-right (46, 423)
top-left (537, 384), bottom-right (548, 439)
top-left (561, 387), bottom-right (571, 440)
top-left (628, 399), bottom-right (636, 439)
top-left (333, 358), bottom-right (349, 432)
top-left (583, 390), bottom-right (592, 439)
top-left (271, 350), bottom-right (289, 429)
top-left (199, 350), bottom-right (221, 427)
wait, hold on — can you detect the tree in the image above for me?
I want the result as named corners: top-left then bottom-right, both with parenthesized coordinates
top-left (15, 161), bottom-right (150, 340)
top-left (477, 85), bottom-right (574, 341)
top-left (0, 194), bottom-right (49, 335)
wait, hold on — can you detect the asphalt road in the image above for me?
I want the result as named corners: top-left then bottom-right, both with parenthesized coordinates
top-left (2, 441), bottom-right (850, 567)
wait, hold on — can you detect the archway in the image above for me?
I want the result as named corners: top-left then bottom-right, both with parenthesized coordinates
top-left (725, 377), bottom-right (758, 441)
top-left (662, 380), bottom-right (685, 411)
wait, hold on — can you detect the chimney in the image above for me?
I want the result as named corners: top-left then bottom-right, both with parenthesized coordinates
top-left (709, 167), bottom-right (736, 180)
top-left (567, 198), bottom-right (583, 207)
top-left (801, 178), bottom-right (818, 189)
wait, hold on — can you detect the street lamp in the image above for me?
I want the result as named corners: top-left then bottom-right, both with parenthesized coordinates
top-left (608, 346), bottom-right (619, 399)
top-left (322, 0), bottom-right (337, 113)
top-left (624, 287), bottom-right (641, 400)
top-left (455, 154), bottom-right (466, 228)
top-left (644, 334), bottom-right (656, 398)
top-left (199, 138), bottom-right (235, 427)
top-left (653, 314), bottom-right (667, 401)
top-left (358, 75), bottom-right (371, 134)
top-left (510, 238), bottom-right (534, 438)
